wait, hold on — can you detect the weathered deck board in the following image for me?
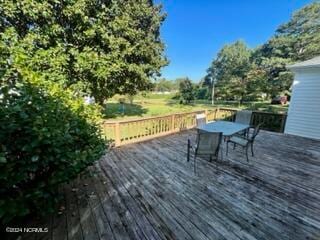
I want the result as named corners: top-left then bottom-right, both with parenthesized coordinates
top-left (74, 175), bottom-right (101, 240)
top-left (16, 130), bottom-right (320, 240)
top-left (131, 144), bottom-right (293, 239)
top-left (51, 188), bottom-right (68, 240)
top-left (65, 182), bottom-right (83, 240)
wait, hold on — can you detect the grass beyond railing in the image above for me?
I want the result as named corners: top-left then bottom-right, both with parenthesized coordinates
top-left (102, 108), bottom-right (287, 146)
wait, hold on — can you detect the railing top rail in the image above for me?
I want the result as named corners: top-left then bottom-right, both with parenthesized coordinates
top-left (103, 109), bottom-right (209, 124)
top-left (103, 108), bottom-right (287, 125)
top-left (217, 107), bottom-right (238, 111)
top-left (252, 110), bottom-right (287, 116)
top-left (218, 107), bottom-right (287, 116)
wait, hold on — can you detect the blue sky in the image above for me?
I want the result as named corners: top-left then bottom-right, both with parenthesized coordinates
top-left (156, 0), bottom-right (312, 81)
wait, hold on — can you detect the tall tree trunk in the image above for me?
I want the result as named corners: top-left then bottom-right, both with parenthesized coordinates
top-left (240, 93), bottom-right (244, 105)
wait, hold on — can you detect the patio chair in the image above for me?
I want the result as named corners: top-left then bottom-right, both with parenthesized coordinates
top-left (187, 130), bottom-right (223, 174)
top-left (235, 110), bottom-right (252, 124)
top-left (226, 123), bottom-right (262, 162)
top-left (196, 113), bottom-right (206, 127)
top-left (235, 110), bottom-right (252, 136)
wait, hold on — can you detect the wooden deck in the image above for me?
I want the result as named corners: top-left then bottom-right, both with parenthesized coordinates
top-left (15, 130), bottom-right (320, 240)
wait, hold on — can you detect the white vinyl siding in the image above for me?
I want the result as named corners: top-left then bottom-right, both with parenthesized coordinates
top-left (285, 68), bottom-right (320, 140)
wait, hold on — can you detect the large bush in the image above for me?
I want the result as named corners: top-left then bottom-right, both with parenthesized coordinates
top-left (0, 76), bottom-right (106, 223)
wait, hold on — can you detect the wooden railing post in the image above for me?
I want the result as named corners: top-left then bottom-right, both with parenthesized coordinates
top-left (171, 114), bottom-right (175, 133)
top-left (204, 109), bottom-right (208, 123)
top-left (115, 122), bottom-right (121, 147)
top-left (216, 108), bottom-right (220, 120)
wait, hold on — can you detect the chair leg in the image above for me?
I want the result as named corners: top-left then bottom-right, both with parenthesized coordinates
top-left (251, 143), bottom-right (254, 157)
top-left (215, 152), bottom-right (218, 170)
top-left (226, 142), bottom-right (229, 156)
top-left (246, 145), bottom-right (249, 162)
top-left (187, 139), bottom-right (190, 162)
top-left (194, 154), bottom-right (197, 174)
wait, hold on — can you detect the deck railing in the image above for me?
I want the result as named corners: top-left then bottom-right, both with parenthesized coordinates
top-left (251, 111), bottom-right (287, 133)
top-left (102, 108), bottom-right (287, 146)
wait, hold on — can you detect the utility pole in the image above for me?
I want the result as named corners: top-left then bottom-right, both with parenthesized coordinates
top-left (211, 77), bottom-right (215, 106)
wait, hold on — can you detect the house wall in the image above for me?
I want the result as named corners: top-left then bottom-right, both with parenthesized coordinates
top-left (285, 67), bottom-right (320, 140)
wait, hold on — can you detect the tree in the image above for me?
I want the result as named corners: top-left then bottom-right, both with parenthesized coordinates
top-left (206, 2), bottom-right (320, 100)
top-left (195, 86), bottom-right (210, 100)
top-left (201, 74), bottom-right (213, 89)
top-left (252, 55), bottom-right (293, 98)
top-left (178, 78), bottom-right (195, 104)
top-left (253, 2), bottom-right (320, 97)
top-left (256, 2), bottom-right (320, 62)
top-left (154, 78), bottom-right (176, 92)
top-left (201, 70), bottom-right (216, 104)
top-left (245, 65), bottom-right (268, 100)
top-left (274, 2), bottom-right (320, 61)
top-left (0, 0), bottom-right (168, 105)
top-left (209, 40), bottom-right (253, 103)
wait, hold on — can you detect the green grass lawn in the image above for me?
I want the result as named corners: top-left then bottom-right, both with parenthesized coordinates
top-left (103, 94), bottom-right (288, 120)
top-left (103, 99), bottom-right (208, 119)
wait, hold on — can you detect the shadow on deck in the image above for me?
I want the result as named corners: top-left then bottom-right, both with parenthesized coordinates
top-left (9, 130), bottom-right (320, 240)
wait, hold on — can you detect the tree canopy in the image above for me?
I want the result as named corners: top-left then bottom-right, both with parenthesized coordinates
top-left (207, 2), bottom-right (320, 101)
top-left (0, 0), bottom-right (168, 222)
top-left (211, 40), bottom-right (252, 103)
top-left (153, 78), bottom-right (178, 92)
top-left (0, 0), bottom-right (168, 104)
top-left (261, 2), bottom-right (320, 61)
top-left (178, 77), bottom-right (195, 104)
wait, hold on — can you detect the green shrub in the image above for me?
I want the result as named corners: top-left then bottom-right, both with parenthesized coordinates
top-left (0, 77), bottom-right (106, 223)
top-left (178, 78), bottom-right (195, 104)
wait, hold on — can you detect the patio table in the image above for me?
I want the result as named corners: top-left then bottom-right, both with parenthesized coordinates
top-left (187, 120), bottom-right (251, 162)
top-left (197, 120), bottom-right (250, 137)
